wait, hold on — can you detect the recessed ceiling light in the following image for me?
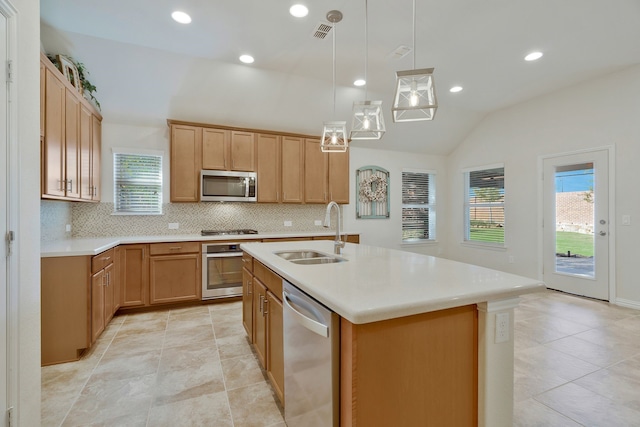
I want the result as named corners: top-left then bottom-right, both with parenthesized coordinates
top-left (524, 51), bottom-right (543, 61)
top-left (239, 55), bottom-right (255, 64)
top-left (171, 11), bottom-right (191, 24)
top-left (449, 86), bottom-right (463, 93)
top-left (290, 4), bottom-right (309, 18)
top-left (354, 79), bottom-right (366, 87)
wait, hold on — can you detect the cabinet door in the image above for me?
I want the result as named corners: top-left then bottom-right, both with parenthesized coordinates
top-left (230, 131), bottom-right (256, 171)
top-left (202, 128), bottom-right (229, 170)
top-left (253, 279), bottom-right (267, 368)
top-left (281, 136), bottom-right (304, 203)
top-left (257, 134), bottom-right (280, 203)
top-left (267, 291), bottom-right (284, 404)
top-left (64, 89), bottom-right (81, 199)
top-left (304, 138), bottom-right (328, 203)
top-left (112, 246), bottom-right (121, 313)
top-left (149, 253), bottom-right (200, 304)
top-left (79, 105), bottom-right (93, 200)
top-left (120, 244), bottom-right (149, 308)
top-left (91, 115), bottom-right (102, 201)
top-left (328, 150), bottom-right (349, 203)
top-left (103, 263), bottom-right (115, 325)
top-left (91, 270), bottom-right (105, 343)
top-left (170, 124), bottom-right (202, 202)
top-left (43, 68), bottom-right (66, 197)
top-left (242, 267), bottom-right (254, 339)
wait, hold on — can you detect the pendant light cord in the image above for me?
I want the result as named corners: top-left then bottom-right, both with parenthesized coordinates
top-left (332, 21), bottom-right (336, 116)
top-left (412, 0), bottom-right (416, 70)
top-left (364, 0), bottom-right (369, 100)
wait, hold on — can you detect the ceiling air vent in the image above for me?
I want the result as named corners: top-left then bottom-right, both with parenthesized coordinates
top-left (311, 22), bottom-right (333, 40)
top-left (389, 45), bottom-right (413, 60)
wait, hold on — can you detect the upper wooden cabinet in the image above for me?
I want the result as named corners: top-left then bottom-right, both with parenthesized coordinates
top-left (40, 53), bottom-right (102, 202)
top-left (256, 133), bottom-right (281, 203)
top-left (304, 138), bottom-right (349, 204)
top-left (167, 120), bottom-right (349, 204)
top-left (281, 137), bottom-right (304, 203)
top-left (170, 124), bottom-right (202, 202)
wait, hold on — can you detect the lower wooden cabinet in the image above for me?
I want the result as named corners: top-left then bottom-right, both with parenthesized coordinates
top-left (242, 266), bottom-right (254, 338)
top-left (149, 253), bottom-right (200, 304)
top-left (246, 259), bottom-right (284, 404)
top-left (91, 269), bottom-right (106, 343)
top-left (120, 244), bottom-right (149, 308)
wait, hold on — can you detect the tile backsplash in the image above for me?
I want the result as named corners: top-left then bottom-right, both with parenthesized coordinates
top-left (55, 202), bottom-right (332, 238)
top-left (41, 201), bottom-right (73, 241)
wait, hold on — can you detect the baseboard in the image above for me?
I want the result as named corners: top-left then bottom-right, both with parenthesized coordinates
top-left (615, 298), bottom-right (640, 311)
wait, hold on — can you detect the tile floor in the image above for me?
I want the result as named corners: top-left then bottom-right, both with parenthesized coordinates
top-left (42, 290), bottom-right (640, 426)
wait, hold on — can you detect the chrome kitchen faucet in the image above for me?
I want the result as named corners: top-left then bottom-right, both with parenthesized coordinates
top-left (324, 201), bottom-right (345, 255)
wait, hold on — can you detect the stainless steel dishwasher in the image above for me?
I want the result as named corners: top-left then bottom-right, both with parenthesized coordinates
top-left (283, 280), bottom-right (340, 427)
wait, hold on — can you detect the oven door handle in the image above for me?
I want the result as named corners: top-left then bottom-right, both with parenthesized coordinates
top-left (205, 252), bottom-right (243, 258)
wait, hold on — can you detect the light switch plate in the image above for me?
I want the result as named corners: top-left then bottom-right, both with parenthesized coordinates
top-left (284, 221), bottom-right (293, 227)
top-left (622, 215), bottom-right (631, 226)
top-left (168, 223), bottom-right (179, 229)
top-left (314, 220), bottom-right (322, 226)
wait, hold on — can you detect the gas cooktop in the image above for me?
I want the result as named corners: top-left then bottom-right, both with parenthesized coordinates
top-left (200, 229), bottom-right (259, 236)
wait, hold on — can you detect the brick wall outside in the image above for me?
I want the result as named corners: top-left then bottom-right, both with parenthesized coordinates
top-left (556, 191), bottom-right (594, 234)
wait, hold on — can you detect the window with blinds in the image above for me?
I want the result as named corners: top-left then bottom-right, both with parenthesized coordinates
top-left (464, 166), bottom-right (505, 245)
top-left (402, 170), bottom-right (436, 242)
top-left (113, 152), bottom-right (163, 214)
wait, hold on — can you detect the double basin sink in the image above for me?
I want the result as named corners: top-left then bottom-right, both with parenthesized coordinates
top-left (275, 250), bottom-right (346, 265)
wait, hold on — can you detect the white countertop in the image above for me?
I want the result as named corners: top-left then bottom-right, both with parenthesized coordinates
top-left (40, 231), bottom-right (357, 257)
top-left (241, 240), bottom-right (546, 324)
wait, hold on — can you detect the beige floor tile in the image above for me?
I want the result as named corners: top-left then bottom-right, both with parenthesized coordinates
top-left (158, 341), bottom-right (220, 371)
top-left (121, 309), bottom-right (170, 323)
top-left (214, 318), bottom-right (247, 339)
top-left (103, 330), bottom-right (165, 358)
top-left (514, 398), bottom-right (582, 426)
top-left (209, 300), bottom-right (242, 312)
top-left (227, 382), bottom-right (284, 427)
top-left (534, 382), bottom-right (640, 426)
top-left (516, 313), bottom-right (592, 344)
top-left (163, 324), bottom-right (215, 348)
top-left (166, 315), bottom-right (213, 331)
top-left (91, 350), bottom-right (161, 382)
top-left (513, 364), bottom-right (569, 402)
top-left (574, 363), bottom-right (640, 412)
top-left (545, 335), bottom-right (636, 367)
top-left (116, 317), bottom-right (168, 337)
top-left (210, 304), bottom-right (243, 324)
top-left (147, 391), bottom-right (233, 427)
top-left (515, 345), bottom-right (600, 382)
top-left (220, 354), bottom-right (267, 390)
top-left (216, 334), bottom-right (254, 360)
top-left (41, 388), bottom-right (78, 427)
top-left (170, 305), bottom-right (213, 317)
top-left (63, 374), bottom-right (155, 426)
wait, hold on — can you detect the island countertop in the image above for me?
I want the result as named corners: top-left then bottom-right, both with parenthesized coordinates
top-left (241, 240), bottom-right (546, 324)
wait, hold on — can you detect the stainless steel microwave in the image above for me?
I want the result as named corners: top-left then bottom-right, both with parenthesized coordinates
top-left (200, 170), bottom-right (257, 202)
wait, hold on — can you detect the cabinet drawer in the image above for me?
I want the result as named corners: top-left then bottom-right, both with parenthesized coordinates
top-left (92, 248), bottom-right (115, 274)
top-left (242, 252), bottom-right (253, 272)
top-left (149, 241), bottom-right (199, 256)
top-left (254, 261), bottom-right (282, 299)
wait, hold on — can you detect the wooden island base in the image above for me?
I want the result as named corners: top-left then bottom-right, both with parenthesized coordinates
top-left (340, 305), bottom-right (478, 427)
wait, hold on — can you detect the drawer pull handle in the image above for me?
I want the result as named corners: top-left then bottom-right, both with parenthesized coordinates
top-left (169, 246), bottom-right (182, 250)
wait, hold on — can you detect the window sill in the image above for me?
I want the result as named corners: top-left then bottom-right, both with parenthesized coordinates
top-left (460, 241), bottom-right (507, 251)
top-left (111, 211), bottom-right (164, 216)
top-left (402, 239), bottom-right (438, 246)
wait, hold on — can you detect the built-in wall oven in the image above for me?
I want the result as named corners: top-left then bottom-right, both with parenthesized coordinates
top-left (201, 229), bottom-right (258, 300)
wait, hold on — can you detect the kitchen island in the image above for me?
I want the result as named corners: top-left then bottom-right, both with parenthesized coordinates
top-left (241, 240), bottom-right (545, 427)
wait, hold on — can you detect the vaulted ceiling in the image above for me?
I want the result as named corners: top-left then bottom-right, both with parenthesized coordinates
top-left (40, 0), bottom-right (640, 154)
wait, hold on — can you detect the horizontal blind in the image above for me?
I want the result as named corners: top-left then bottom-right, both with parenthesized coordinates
top-left (402, 171), bottom-right (434, 242)
top-left (466, 167), bottom-right (504, 244)
top-left (114, 153), bottom-right (162, 213)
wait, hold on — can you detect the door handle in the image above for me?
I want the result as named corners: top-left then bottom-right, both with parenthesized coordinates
top-left (599, 231), bottom-right (607, 236)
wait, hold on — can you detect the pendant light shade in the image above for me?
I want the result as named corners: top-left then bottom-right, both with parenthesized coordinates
top-left (391, 0), bottom-right (438, 123)
top-left (321, 10), bottom-right (349, 153)
top-left (321, 121), bottom-right (348, 152)
top-left (392, 68), bottom-right (437, 122)
top-left (350, 0), bottom-right (385, 140)
top-left (351, 100), bottom-right (385, 139)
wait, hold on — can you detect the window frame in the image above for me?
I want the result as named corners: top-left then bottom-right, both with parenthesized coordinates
top-left (462, 164), bottom-right (506, 249)
top-left (112, 147), bottom-right (164, 216)
top-left (401, 168), bottom-right (436, 245)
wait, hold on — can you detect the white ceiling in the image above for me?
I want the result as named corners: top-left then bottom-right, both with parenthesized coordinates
top-left (40, 0), bottom-right (640, 155)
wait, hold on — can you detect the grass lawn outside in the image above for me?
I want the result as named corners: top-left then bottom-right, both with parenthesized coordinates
top-left (556, 231), bottom-right (594, 257)
top-left (469, 229), bottom-right (594, 258)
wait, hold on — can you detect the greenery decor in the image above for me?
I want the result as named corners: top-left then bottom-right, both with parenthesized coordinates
top-left (47, 54), bottom-right (101, 110)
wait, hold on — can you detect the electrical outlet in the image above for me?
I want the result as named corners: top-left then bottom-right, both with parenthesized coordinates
top-left (508, 255), bottom-right (515, 264)
top-left (284, 221), bottom-right (293, 227)
top-left (314, 220), bottom-right (322, 226)
top-left (168, 223), bottom-right (179, 229)
top-left (65, 224), bottom-right (71, 232)
top-left (622, 215), bottom-right (631, 226)
top-left (495, 312), bottom-right (510, 343)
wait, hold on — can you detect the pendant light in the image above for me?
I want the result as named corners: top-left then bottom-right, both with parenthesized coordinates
top-left (321, 10), bottom-right (348, 153)
top-left (391, 0), bottom-right (438, 122)
top-left (350, 0), bottom-right (385, 140)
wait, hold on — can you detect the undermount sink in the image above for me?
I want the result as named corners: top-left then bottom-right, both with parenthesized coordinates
top-left (275, 250), bottom-right (346, 265)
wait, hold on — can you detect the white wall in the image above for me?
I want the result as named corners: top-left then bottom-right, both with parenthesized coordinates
top-left (14, 0), bottom-right (42, 424)
top-left (444, 65), bottom-right (640, 307)
top-left (343, 146), bottom-right (447, 255)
